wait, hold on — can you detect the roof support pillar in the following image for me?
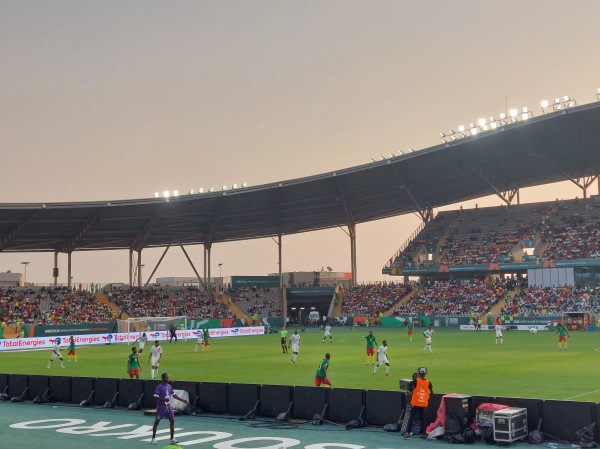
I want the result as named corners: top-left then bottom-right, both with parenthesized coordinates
top-left (179, 245), bottom-right (206, 290)
top-left (129, 249), bottom-right (133, 288)
top-left (278, 234), bottom-right (286, 323)
top-left (567, 175), bottom-right (599, 199)
top-left (53, 251), bottom-right (58, 288)
top-left (349, 222), bottom-right (357, 287)
top-left (67, 252), bottom-right (72, 289)
top-left (205, 244), bottom-right (212, 291)
top-left (143, 245), bottom-right (171, 287)
top-left (137, 250), bottom-right (143, 288)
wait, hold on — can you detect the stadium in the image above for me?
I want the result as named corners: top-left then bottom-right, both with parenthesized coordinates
top-left (2, 89), bottom-right (600, 448)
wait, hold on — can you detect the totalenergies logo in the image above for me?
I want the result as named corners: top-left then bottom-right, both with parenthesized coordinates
top-left (231, 329), bottom-right (240, 333)
top-left (150, 332), bottom-right (161, 338)
top-left (49, 338), bottom-right (62, 344)
top-left (101, 334), bottom-right (113, 342)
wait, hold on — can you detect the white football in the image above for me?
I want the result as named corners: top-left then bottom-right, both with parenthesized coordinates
top-left (530, 328), bottom-right (538, 334)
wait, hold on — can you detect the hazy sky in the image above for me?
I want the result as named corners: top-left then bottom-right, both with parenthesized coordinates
top-left (1, 1), bottom-right (599, 285)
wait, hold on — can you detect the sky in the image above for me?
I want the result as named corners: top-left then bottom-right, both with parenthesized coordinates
top-left (1, 1), bottom-right (599, 286)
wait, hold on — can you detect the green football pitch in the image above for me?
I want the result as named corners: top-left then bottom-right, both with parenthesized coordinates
top-left (2, 327), bottom-right (598, 402)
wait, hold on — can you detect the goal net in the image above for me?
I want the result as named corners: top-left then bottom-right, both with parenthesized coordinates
top-left (117, 316), bottom-right (187, 343)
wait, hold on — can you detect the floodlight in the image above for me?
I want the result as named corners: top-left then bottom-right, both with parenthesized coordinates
top-left (154, 192), bottom-right (160, 198)
top-left (232, 183), bottom-right (238, 189)
top-left (478, 118), bottom-right (486, 127)
top-left (563, 96), bottom-right (570, 102)
top-left (521, 107), bottom-right (530, 120)
top-left (439, 132), bottom-right (446, 138)
top-left (458, 125), bottom-right (465, 132)
top-left (199, 188), bottom-right (204, 193)
top-left (489, 117), bottom-right (495, 122)
top-left (379, 155), bottom-right (385, 160)
top-left (163, 191), bottom-right (170, 198)
top-left (499, 113), bottom-right (506, 120)
top-left (448, 129), bottom-right (455, 135)
top-left (389, 152), bottom-right (395, 158)
top-left (173, 190), bottom-right (179, 197)
top-left (208, 187), bottom-right (214, 192)
top-left (541, 100), bottom-right (549, 108)
top-left (398, 150), bottom-right (404, 155)
top-left (469, 122), bottom-right (476, 128)
top-left (370, 158), bottom-right (376, 162)
top-left (408, 148), bottom-right (415, 153)
top-left (222, 185), bottom-right (227, 191)
top-left (450, 135), bottom-right (457, 141)
top-left (188, 189), bottom-right (195, 195)
top-left (597, 88), bottom-right (600, 94)
top-left (470, 128), bottom-right (478, 136)
top-left (554, 98), bottom-right (561, 104)
top-left (242, 182), bottom-right (248, 187)
top-left (490, 121), bottom-right (497, 130)
top-left (440, 138), bottom-right (447, 143)
top-left (509, 109), bottom-right (518, 117)
top-left (567, 100), bottom-right (576, 108)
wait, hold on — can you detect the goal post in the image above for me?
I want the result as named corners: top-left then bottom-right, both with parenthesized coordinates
top-left (117, 316), bottom-right (188, 344)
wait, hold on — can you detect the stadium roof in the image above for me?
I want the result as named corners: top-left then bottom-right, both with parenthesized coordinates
top-left (2, 102), bottom-right (600, 254)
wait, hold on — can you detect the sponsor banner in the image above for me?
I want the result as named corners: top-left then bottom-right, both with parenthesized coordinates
top-left (32, 323), bottom-right (116, 337)
top-left (286, 287), bottom-right (335, 297)
top-left (0, 326), bottom-right (266, 352)
top-left (460, 324), bottom-right (548, 331)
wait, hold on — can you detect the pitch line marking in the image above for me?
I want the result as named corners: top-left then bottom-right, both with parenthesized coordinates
top-left (565, 389), bottom-right (600, 400)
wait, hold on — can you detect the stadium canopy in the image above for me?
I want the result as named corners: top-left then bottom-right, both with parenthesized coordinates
top-left (1, 102), bottom-right (600, 279)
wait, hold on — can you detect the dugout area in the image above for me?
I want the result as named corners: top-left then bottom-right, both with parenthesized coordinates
top-left (1, 372), bottom-right (600, 446)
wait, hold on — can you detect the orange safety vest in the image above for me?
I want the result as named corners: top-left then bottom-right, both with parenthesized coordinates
top-left (411, 377), bottom-right (430, 407)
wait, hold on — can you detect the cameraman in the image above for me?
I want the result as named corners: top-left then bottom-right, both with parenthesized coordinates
top-left (403, 367), bottom-right (434, 439)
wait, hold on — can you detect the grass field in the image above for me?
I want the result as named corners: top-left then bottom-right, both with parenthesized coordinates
top-left (2, 327), bottom-right (598, 402)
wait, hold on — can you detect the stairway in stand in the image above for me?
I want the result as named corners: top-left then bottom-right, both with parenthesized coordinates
top-left (95, 293), bottom-right (128, 319)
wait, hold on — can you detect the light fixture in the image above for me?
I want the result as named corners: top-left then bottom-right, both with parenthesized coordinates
top-left (439, 132), bottom-right (446, 138)
top-left (242, 182), bottom-right (248, 188)
top-left (154, 192), bottom-right (160, 198)
top-left (521, 107), bottom-right (530, 120)
top-left (408, 148), bottom-right (415, 153)
top-left (509, 109), bottom-right (518, 118)
top-left (398, 150), bottom-right (404, 155)
top-left (440, 138), bottom-right (447, 143)
top-left (188, 189), bottom-right (195, 194)
top-left (541, 100), bottom-right (549, 108)
top-left (389, 152), bottom-right (395, 158)
top-left (163, 191), bottom-right (170, 198)
top-left (478, 118), bottom-right (486, 127)
top-left (208, 187), bottom-right (214, 192)
top-left (172, 190), bottom-right (179, 197)
top-left (222, 185), bottom-right (227, 191)
top-left (499, 113), bottom-right (506, 120)
top-left (596, 87), bottom-right (600, 100)
top-left (370, 158), bottom-right (376, 163)
top-left (232, 183), bottom-right (238, 189)
top-left (199, 188), bottom-right (204, 193)
top-left (450, 135), bottom-right (457, 141)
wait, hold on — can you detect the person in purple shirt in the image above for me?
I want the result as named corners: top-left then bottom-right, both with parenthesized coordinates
top-left (150, 372), bottom-right (188, 445)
